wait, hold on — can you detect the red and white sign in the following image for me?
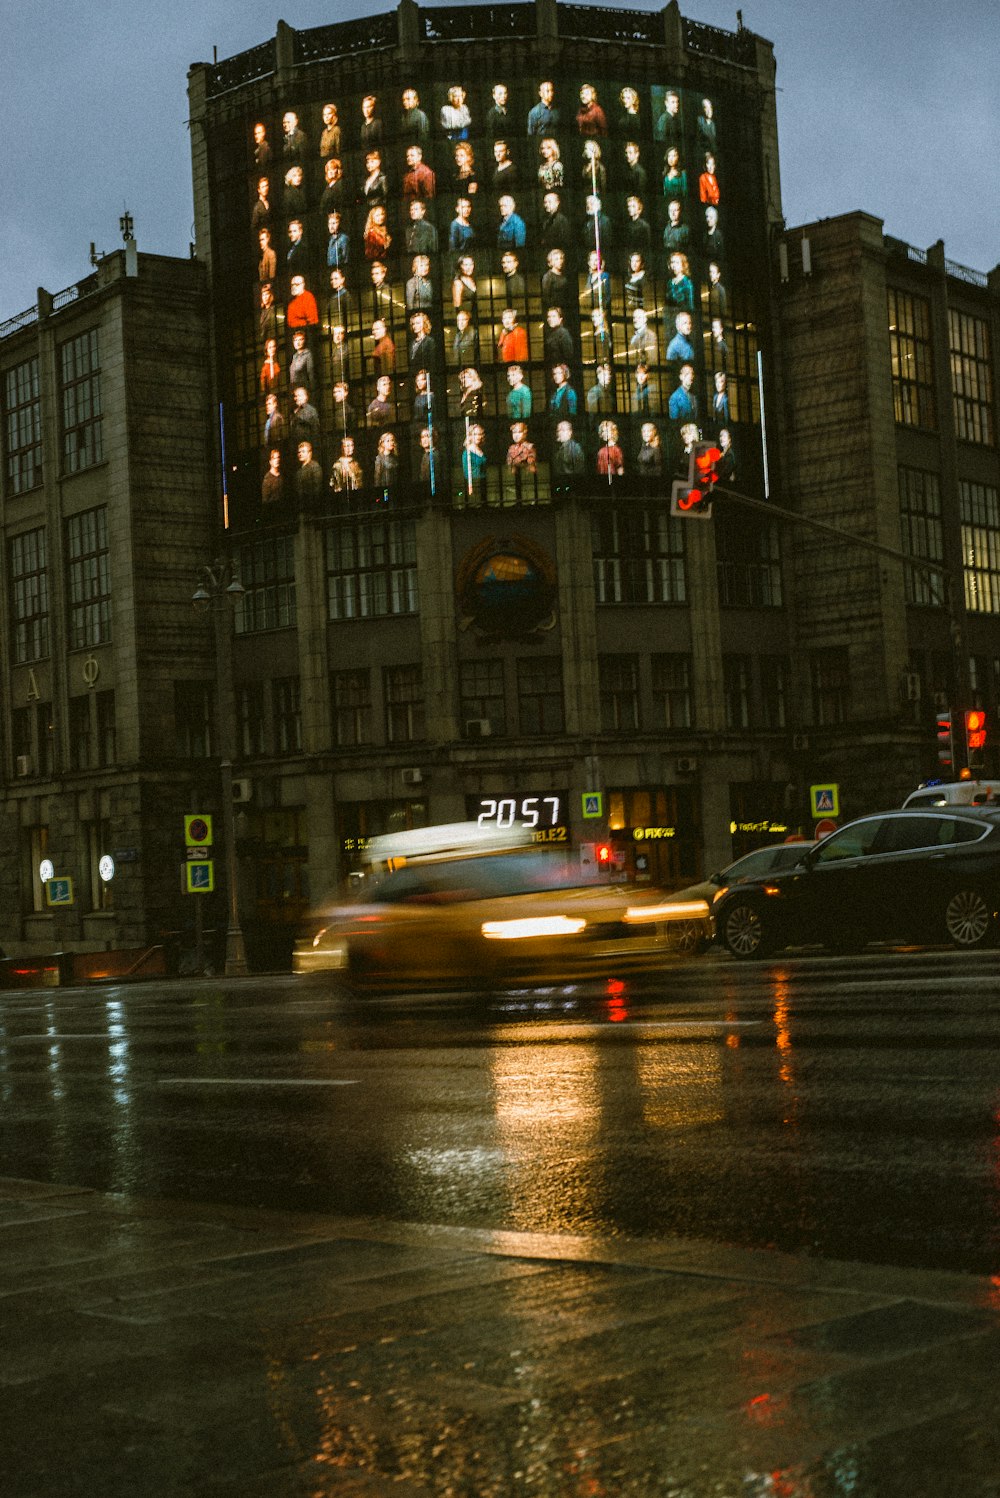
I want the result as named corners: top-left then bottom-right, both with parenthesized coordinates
top-left (814, 819), bottom-right (838, 838)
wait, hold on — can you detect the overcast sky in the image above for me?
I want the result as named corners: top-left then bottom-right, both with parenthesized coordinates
top-left (2, 0), bottom-right (997, 322)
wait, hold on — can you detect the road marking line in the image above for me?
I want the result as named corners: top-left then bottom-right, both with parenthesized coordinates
top-left (159, 1078), bottom-right (359, 1087)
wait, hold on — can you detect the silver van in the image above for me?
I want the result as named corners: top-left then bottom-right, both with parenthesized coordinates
top-left (902, 780), bottom-right (1000, 809)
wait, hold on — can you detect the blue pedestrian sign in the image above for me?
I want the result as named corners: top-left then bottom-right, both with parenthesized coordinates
top-left (186, 860), bottom-right (215, 893)
top-left (810, 784), bottom-right (840, 818)
top-left (582, 792), bottom-right (604, 819)
top-left (46, 877), bottom-right (74, 907)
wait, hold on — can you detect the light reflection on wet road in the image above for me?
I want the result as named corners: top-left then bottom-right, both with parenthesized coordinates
top-left (1, 947), bottom-right (999, 1274)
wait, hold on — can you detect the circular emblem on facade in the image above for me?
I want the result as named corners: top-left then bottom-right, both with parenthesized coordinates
top-left (39, 859), bottom-right (54, 884)
top-left (98, 854), bottom-right (116, 883)
top-left (455, 534), bottom-right (557, 640)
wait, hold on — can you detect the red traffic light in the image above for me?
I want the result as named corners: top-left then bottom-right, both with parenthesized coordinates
top-left (965, 709), bottom-right (987, 753)
top-left (936, 710), bottom-right (953, 767)
top-left (596, 843), bottom-right (612, 865)
top-left (670, 442), bottom-right (722, 519)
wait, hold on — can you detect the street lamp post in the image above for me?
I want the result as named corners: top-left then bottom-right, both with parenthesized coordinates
top-left (192, 558), bottom-right (248, 977)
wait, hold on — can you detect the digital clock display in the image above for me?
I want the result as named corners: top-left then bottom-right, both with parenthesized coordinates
top-left (467, 793), bottom-right (569, 843)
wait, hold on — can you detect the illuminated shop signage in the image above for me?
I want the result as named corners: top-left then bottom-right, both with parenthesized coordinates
top-left (632, 825), bottom-right (676, 840)
top-left (467, 792), bottom-right (568, 842)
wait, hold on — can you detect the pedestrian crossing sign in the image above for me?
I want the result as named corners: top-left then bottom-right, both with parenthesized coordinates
top-left (186, 859), bottom-right (215, 893)
top-left (810, 784), bottom-right (839, 818)
top-left (582, 792), bottom-right (603, 819)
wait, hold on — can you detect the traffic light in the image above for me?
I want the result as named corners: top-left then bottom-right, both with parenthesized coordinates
top-left (936, 710), bottom-right (953, 768)
top-left (670, 441), bottom-right (722, 519)
top-left (965, 709), bottom-right (987, 768)
top-left (596, 843), bottom-right (612, 868)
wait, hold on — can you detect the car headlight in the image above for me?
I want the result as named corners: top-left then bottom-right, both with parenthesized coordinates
top-left (711, 886), bottom-right (729, 904)
top-left (624, 900), bottom-right (710, 923)
top-left (481, 916), bottom-right (587, 940)
top-left (311, 927), bottom-right (329, 948)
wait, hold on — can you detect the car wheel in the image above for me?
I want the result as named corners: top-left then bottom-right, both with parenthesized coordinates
top-left (943, 887), bottom-right (994, 950)
top-left (667, 919), bottom-right (707, 956)
top-left (721, 900), bottom-right (774, 959)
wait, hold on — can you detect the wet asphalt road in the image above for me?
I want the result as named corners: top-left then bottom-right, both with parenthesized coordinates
top-left (2, 947), bottom-right (999, 1276)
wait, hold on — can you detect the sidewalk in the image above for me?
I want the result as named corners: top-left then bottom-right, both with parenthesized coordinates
top-left (3, 1175), bottom-right (999, 1497)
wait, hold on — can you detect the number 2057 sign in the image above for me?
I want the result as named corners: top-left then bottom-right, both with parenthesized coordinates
top-left (467, 793), bottom-right (567, 837)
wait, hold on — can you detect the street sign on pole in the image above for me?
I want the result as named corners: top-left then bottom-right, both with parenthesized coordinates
top-left (810, 784), bottom-right (839, 819)
top-left (186, 860), bottom-right (215, 893)
top-left (184, 815), bottom-right (213, 848)
top-left (46, 877), bottom-right (74, 907)
top-left (582, 792), bottom-right (603, 819)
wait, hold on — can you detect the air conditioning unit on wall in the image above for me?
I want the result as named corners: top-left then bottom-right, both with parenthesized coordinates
top-left (401, 767), bottom-right (423, 786)
top-left (465, 719), bottom-right (492, 739)
top-left (15, 755), bottom-right (32, 777)
top-left (902, 672), bottom-right (921, 703)
top-left (232, 778), bottom-right (252, 803)
top-left (676, 756), bottom-right (698, 774)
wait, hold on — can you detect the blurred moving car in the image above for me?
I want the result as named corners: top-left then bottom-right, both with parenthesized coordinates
top-left (294, 823), bottom-right (712, 989)
top-left (716, 807), bottom-right (1000, 958)
top-left (902, 780), bottom-right (1000, 809)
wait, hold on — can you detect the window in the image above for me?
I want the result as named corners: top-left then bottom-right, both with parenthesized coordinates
top-left (236, 534), bottom-right (296, 633)
top-left (887, 289), bottom-right (935, 429)
top-left (592, 508), bottom-right (686, 605)
top-left (27, 825), bottom-right (50, 914)
top-left (96, 691), bottom-right (116, 766)
top-left (599, 654), bottom-right (640, 732)
top-left (723, 654), bottom-right (750, 729)
top-left (332, 669), bottom-right (372, 747)
top-left (813, 817), bottom-right (881, 862)
top-left (716, 513), bottom-right (782, 607)
top-left (651, 654), bottom-right (693, 728)
top-left (59, 329), bottom-right (103, 472)
top-left (69, 697), bottom-right (92, 771)
top-left (898, 467), bottom-right (944, 606)
top-left (517, 657), bottom-right (564, 736)
top-left (10, 527), bottom-right (49, 663)
top-left (459, 660), bottom-right (505, 737)
top-left (12, 707), bottom-right (32, 774)
top-left (326, 518), bottom-right (418, 619)
top-left (949, 310), bottom-right (993, 445)
top-left (960, 481), bottom-right (1000, 614)
top-left (86, 818), bottom-right (113, 911)
top-left (760, 655), bottom-right (788, 729)
top-left (385, 665), bottom-right (425, 743)
top-left (4, 357), bottom-right (42, 493)
top-left (66, 507), bottom-right (111, 648)
top-left (174, 681), bottom-right (214, 758)
top-left (237, 683), bottom-right (267, 756)
top-left (273, 676), bottom-right (302, 753)
top-left (811, 649), bottom-right (850, 725)
top-left (36, 702), bottom-right (55, 775)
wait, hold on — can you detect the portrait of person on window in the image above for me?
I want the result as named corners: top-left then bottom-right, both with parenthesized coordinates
top-left (552, 419), bottom-right (585, 479)
top-left (617, 87), bottom-right (642, 135)
top-left (586, 362), bottom-right (615, 414)
top-left (543, 306), bottom-right (574, 366)
top-left (462, 423), bottom-right (487, 486)
top-left (491, 140), bottom-right (517, 191)
top-left (251, 177), bottom-right (271, 234)
top-left (527, 80), bottom-right (559, 136)
top-left (696, 97), bottom-right (717, 155)
top-left (625, 252), bottom-right (647, 309)
top-left (283, 164), bottom-right (306, 216)
top-left (289, 384), bottom-right (321, 442)
top-left (363, 151), bottom-right (387, 203)
top-left (537, 138), bottom-right (563, 192)
top-left (363, 205), bottom-right (392, 260)
top-left (400, 87), bottom-right (430, 145)
top-left (588, 306), bottom-right (613, 362)
top-left (662, 146), bottom-right (687, 199)
top-left (449, 198), bottom-right (476, 253)
top-left (319, 103), bottom-right (341, 158)
top-left (453, 308), bottom-right (479, 366)
top-left (709, 315), bottom-right (728, 367)
top-left (327, 266), bottom-right (352, 328)
top-left (505, 364), bottom-right (533, 420)
top-left (699, 153), bottom-right (720, 206)
top-left (288, 329), bottom-right (314, 390)
top-left (668, 363), bottom-right (699, 423)
top-left (707, 261), bottom-right (728, 319)
top-left (452, 255), bottom-right (478, 312)
top-left (374, 430), bottom-right (399, 490)
top-left (576, 83), bottom-right (607, 137)
top-left (320, 158), bottom-right (346, 216)
top-left (367, 374), bottom-right (395, 427)
top-left (287, 275), bottom-right (319, 329)
top-left (622, 140), bottom-right (646, 198)
top-left (408, 312), bottom-right (437, 372)
top-left (582, 195), bottom-right (612, 255)
top-left (487, 83), bottom-right (510, 137)
top-left (540, 193), bottom-right (570, 252)
top-left (331, 379), bottom-right (356, 432)
top-left (581, 139), bottom-right (607, 197)
top-left (262, 447), bottom-right (283, 504)
top-left (625, 196), bottom-right (651, 255)
top-left (286, 217), bottom-right (307, 272)
top-left (252, 121), bottom-right (271, 166)
top-left (413, 368), bottom-right (438, 429)
top-left (405, 254), bottom-right (434, 312)
top-left (325, 212), bottom-right (350, 269)
top-left (403, 144), bottom-right (436, 200)
top-left (281, 110), bottom-right (306, 158)
top-left (631, 362), bottom-right (656, 414)
top-left (636, 421), bottom-right (663, 477)
top-left (654, 87), bottom-right (682, 144)
top-left (370, 318), bottom-right (396, 374)
top-left (712, 369), bottom-right (730, 426)
top-left (497, 195), bottom-right (527, 250)
top-left (359, 93), bottom-right (382, 146)
top-left (666, 252), bottom-right (694, 311)
top-left (295, 440), bottom-right (323, 503)
top-left (596, 420), bottom-right (624, 479)
top-left (497, 307), bottom-right (529, 363)
top-left (329, 327), bottom-right (353, 384)
top-left (259, 282), bottom-right (277, 343)
top-left (629, 308), bottom-right (658, 365)
top-left (257, 227), bottom-right (277, 283)
top-left (448, 142), bottom-right (479, 197)
top-left (459, 365), bottom-right (487, 418)
top-left (263, 392), bottom-right (285, 447)
top-left (704, 205), bottom-right (724, 259)
top-left (717, 426), bottom-right (735, 483)
top-left (541, 247), bottom-right (568, 307)
top-left (441, 85), bottom-right (472, 140)
top-left (500, 251), bottom-right (525, 305)
top-left (406, 198), bottom-right (438, 254)
top-left (663, 198), bottom-right (689, 252)
top-left (419, 426), bottom-right (442, 486)
top-left (667, 310), bottom-right (695, 364)
top-left (506, 421), bottom-right (537, 473)
top-left (331, 436), bottom-right (363, 493)
top-left (549, 364), bottom-right (578, 418)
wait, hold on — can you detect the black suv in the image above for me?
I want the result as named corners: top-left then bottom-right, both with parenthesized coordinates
top-left (717, 807), bottom-right (1000, 958)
